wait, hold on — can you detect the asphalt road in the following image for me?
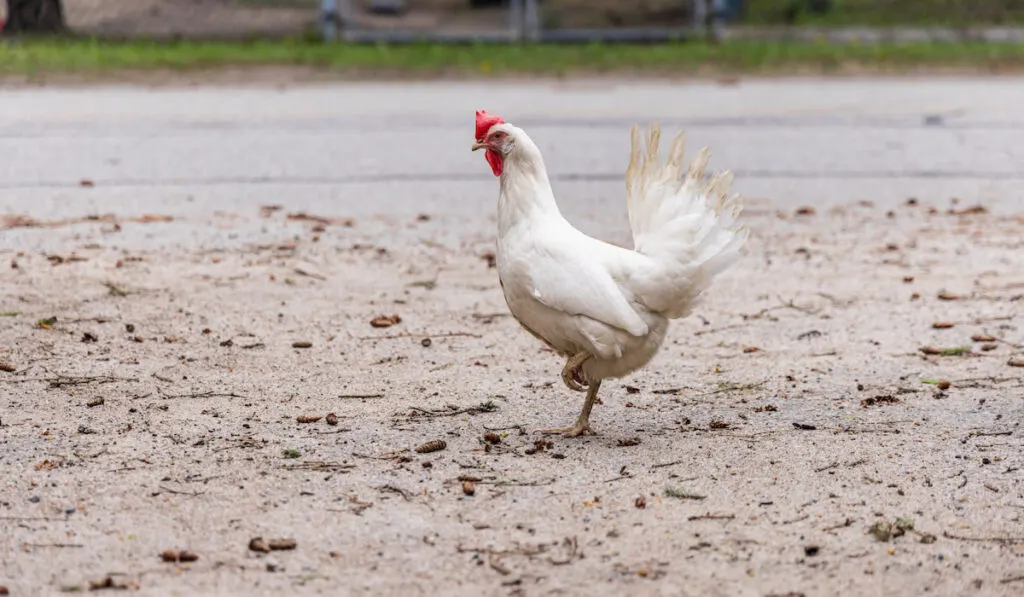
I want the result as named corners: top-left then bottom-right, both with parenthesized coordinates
top-left (2, 77), bottom-right (1024, 249)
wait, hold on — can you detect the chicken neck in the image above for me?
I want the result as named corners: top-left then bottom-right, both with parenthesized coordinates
top-left (496, 144), bottom-right (562, 237)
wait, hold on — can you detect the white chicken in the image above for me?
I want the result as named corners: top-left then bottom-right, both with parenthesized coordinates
top-left (471, 110), bottom-right (748, 437)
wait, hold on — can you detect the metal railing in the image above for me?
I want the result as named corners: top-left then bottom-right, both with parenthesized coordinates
top-left (319, 0), bottom-right (732, 44)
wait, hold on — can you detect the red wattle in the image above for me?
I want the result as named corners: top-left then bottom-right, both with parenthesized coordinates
top-left (485, 149), bottom-right (503, 176)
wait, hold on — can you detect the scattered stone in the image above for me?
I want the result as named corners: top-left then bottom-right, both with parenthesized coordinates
top-left (369, 314), bottom-right (402, 328)
top-left (268, 538), bottom-right (297, 551)
top-left (160, 549), bottom-right (199, 563)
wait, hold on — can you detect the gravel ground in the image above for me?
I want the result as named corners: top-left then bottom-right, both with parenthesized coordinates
top-left (1, 77), bottom-right (1023, 596)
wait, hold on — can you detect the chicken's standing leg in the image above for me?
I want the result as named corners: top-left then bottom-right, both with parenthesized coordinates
top-left (536, 379), bottom-right (602, 437)
top-left (561, 351), bottom-right (591, 392)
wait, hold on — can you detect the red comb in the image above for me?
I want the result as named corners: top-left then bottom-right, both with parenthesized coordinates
top-left (475, 110), bottom-right (504, 140)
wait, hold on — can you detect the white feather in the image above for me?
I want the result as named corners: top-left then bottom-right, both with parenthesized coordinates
top-left (489, 121), bottom-right (748, 382)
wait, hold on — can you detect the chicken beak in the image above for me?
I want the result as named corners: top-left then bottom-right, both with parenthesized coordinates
top-left (471, 140), bottom-right (487, 152)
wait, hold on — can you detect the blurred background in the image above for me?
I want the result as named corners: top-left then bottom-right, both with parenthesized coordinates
top-left (4, 1), bottom-right (1024, 41)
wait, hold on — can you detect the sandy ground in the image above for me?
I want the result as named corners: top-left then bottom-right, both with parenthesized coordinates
top-left (1, 78), bottom-right (1023, 596)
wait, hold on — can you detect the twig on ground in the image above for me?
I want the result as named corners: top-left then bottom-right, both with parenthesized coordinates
top-left (823, 518), bottom-right (855, 532)
top-left (161, 391), bottom-right (247, 399)
top-left (158, 485), bottom-right (205, 497)
top-left (281, 462), bottom-right (356, 473)
top-left (408, 401), bottom-right (498, 418)
top-left (475, 478), bottom-right (555, 487)
top-left (488, 554), bottom-right (512, 575)
top-left (353, 451), bottom-right (409, 461)
top-left (548, 536), bottom-right (579, 565)
top-left (694, 324), bottom-right (747, 336)
top-left (4, 375), bottom-right (138, 388)
top-left (687, 513), bottom-right (735, 521)
top-left (377, 484), bottom-right (415, 501)
top-left (333, 492), bottom-right (373, 515)
top-left (695, 380), bottom-right (767, 397)
top-left (741, 296), bottom-right (819, 320)
top-left (357, 331), bottom-right (481, 341)
top-left (942, 531), bottom-right (1024, 545)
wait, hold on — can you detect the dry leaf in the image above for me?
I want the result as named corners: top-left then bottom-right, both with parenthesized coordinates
top-left (296, 415), bottom-right (322, 424)
top-left (932, 322), bottom-right (955, 329)
top-left (860, 395), bottom-right (900, 407)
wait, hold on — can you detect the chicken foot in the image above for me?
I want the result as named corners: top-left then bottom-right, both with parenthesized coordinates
top-left (561, 351), bottom-right (591, 392)
top-left (536, 379), bottom-right (602, 437)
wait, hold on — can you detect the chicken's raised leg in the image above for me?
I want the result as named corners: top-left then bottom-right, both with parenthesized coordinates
top-left (536, 379), bottom-right (602, 437)
top-left (561, 351), bottom-right (591, 392)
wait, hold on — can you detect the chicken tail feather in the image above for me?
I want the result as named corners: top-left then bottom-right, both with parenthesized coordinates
top-left (624, 123), bottom-right (749, 319)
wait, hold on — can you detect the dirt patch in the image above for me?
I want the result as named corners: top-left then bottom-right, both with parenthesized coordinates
top-left (2, 189), bottom-right (1022, 594)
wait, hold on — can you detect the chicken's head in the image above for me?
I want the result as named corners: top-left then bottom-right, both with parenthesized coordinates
top-left (471, 109), bottom-right (512, 177)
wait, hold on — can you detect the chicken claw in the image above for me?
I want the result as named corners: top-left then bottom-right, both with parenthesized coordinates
top-left (535, 422), bottom-right (593, 437)
top-left (536, 379), bottom-right (602, 437)
top-left (560, 351), bottom-right (591, 393)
